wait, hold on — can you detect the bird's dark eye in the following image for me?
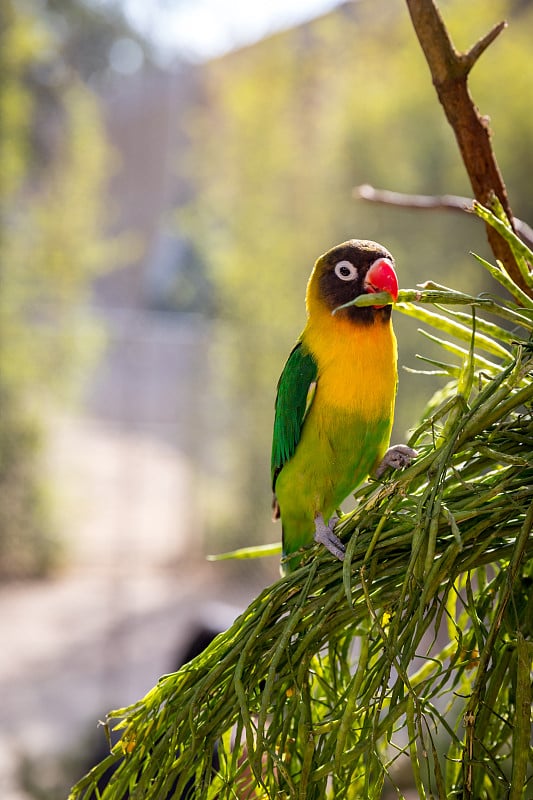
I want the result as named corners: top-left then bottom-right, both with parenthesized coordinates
top-left (334, 260), bottom-right (358, 281)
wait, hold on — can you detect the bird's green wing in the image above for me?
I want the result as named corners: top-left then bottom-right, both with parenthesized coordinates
top-left (271, 341), bottom-right (318, 490)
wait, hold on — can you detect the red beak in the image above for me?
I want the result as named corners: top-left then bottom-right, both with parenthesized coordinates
top-left (364, 258), bottom-right (399, 304)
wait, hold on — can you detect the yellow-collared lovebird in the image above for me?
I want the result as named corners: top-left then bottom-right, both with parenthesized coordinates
top-left (271, 239), bottom-right (416, 573)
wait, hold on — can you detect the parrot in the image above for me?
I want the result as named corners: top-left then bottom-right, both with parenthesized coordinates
top-left (271, 239), bottom-right (417, 573)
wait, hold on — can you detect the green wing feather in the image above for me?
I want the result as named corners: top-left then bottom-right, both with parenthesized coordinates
top-left (271, 341), bottom-right (318, 490)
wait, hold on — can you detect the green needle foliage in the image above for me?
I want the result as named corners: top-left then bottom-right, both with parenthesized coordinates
top-left (70, 207), bottom-right (533, 799)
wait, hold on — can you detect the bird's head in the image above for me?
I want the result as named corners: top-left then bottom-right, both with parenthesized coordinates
top-left (306, 239), bottom-right (398, 323)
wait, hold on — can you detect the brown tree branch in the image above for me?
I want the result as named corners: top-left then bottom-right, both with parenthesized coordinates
top-left (405, 0), bottom-right (531, 298)
top-left (354, 184), bottom-right (533, 250)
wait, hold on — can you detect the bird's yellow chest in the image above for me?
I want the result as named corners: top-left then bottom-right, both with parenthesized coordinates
top-left (303, 311), bottom-right (398, 418)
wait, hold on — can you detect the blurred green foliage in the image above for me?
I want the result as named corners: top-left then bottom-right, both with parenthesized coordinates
top-left (179, 0), bottom-right (533, 554)
top-left (0, 1), bottom-right (126, 578)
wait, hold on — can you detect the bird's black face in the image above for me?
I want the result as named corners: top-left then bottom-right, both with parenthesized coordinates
top-left (316, 239), bottom-right (398, 323)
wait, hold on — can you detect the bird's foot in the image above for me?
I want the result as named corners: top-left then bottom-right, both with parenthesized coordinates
top-left (374, 444), bottom-right (418, 479)
top-left (314, 513), bottom-right (345, 561)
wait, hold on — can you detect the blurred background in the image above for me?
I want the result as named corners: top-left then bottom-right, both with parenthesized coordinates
top-left (0, 0), bottom-right (532, 796)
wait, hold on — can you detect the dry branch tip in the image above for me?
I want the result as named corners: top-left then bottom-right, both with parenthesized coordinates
top-left (461, 20), bottom-right (507, 74)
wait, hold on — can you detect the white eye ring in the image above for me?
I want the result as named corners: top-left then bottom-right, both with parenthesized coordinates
top-left (334, 260), bottom-right (358, 281)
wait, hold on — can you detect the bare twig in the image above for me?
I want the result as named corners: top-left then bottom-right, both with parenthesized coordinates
top-left (355, 184), bottom-right (472, 212)
top-left (354, 184), bottom-right (533, 249)
top-left (461, 21), bottom-right (507, 73)
top-left (405, 0), bottom-right (531, 298)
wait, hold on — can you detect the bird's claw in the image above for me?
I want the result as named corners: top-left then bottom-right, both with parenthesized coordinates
top-left (314, 513), bottom-right (345, 561)
top-left (374, 444), bottom-right (418, 479)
